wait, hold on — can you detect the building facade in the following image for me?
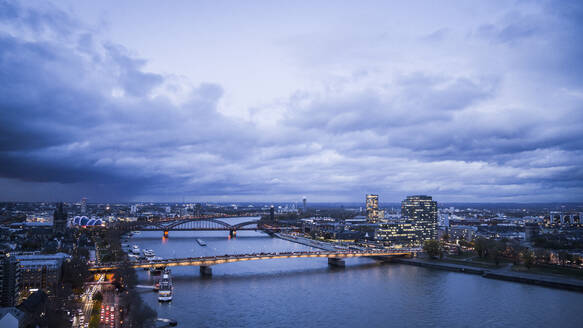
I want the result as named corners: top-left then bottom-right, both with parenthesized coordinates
top-left (0, 254), bottom-right (20, 307)
top-left (448, 225), bottom-right (477, 242)
top-left (401, 195), bottom-right (438, 243)
top-left (14, 253), bottom-right (69, 301)
top-left (375, 221), bottom-right (418, 246)
top-left (366, 194), bottom-right (381, 223)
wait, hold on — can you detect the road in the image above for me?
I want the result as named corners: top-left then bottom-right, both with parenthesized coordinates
top-left (99, 284), bottom-right (121, 328)
top-left (73, 273), bottom-right (104, 328)
top-left (74, 274), bottom-right (123, 328)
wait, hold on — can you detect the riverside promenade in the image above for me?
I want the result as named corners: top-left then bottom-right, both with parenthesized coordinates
top-left (394, 257), bottom-right (583, 292)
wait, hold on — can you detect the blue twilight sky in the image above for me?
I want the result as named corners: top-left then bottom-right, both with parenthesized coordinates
top-left (0, 0), bottom-right (582, 203)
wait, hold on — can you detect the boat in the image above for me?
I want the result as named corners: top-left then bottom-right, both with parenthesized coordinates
top-left (128, 254), bottom-right (139, 262)
top-left (196, 238), bottom-right (207, 246)
top-left (131, 245), bottom-right (140, 254)
top-left (149, 256), bottom-right (164, 274)
top-left (150, 266), bottom-right (163, 274)
top-left (156, 318), bottom-right (177, 326)
top-left (143, 249), bottom-right (155, 259)
top-left (158, 269), bottom-right (173, 302)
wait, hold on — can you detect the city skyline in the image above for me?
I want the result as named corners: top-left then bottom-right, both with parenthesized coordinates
top-left (1, 1), bottom-right (583, 203)
top-left (2, 2), bottom-right (583, 327)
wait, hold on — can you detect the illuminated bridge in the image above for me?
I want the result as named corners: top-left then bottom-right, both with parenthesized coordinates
top-left (89, 249), bottom-right (420, 274)
top-left (112, 217), bottom-right (294, 237)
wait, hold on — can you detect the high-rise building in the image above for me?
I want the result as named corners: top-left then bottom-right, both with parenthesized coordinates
top-left (524, 223), bottom-right (539, 242)
top-left (302, 197), bottom-right (307, 213)
top-left (53, 202), bottom-right (67, 235)
top-left (0, 254), bottom-right (20, 307)
top-left (80, 197), bottom-right (87, 214)
top-left (366, 194), bottom-right (380, 222)
top-left (270, 205), bottom-right (275, 222)
top-left (401, 195), bottom-right (438, 243)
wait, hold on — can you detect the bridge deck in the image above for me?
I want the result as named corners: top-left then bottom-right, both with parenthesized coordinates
top-left (90, 249), bottom-right (419, 272)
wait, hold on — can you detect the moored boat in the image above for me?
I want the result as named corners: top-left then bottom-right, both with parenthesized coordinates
top-left (196, 238), bottom-right (207, 246)
top-left (158, 269), bottom-right (173, 302)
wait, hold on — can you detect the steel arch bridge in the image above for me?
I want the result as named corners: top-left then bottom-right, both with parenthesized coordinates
top-left (136, 218), bottom-right (261, 231)
top-left (111, 217), bottom-right (299, 237)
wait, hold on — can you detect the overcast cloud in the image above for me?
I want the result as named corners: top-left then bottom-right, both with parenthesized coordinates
top-left (1, 0), bottom-right (582, 202)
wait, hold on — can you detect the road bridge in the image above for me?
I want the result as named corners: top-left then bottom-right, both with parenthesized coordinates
top-left (89, 249), bottom-right (420, 274)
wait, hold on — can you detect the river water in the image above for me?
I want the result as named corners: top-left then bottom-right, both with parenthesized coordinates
top-left (130, 217), bottom-right (583, 328)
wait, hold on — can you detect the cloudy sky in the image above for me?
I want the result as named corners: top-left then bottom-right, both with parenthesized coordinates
top-left (1, 1), bottom-right (582, 203)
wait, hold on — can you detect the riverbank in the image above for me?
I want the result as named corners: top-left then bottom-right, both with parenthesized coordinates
top-left (393, 257), bottom-right (583, 293)
top-left (274, 233), bottom-right (583, 293)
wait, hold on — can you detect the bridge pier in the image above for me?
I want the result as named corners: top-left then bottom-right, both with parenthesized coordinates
top-left (163, 230), bottom-right (169, 238)
top-left (229, 230), bottom-right (237, 238)
top-left (328, 257), bottom-right (345, 268)
top-left (200, 266), bottom-right (212, 277)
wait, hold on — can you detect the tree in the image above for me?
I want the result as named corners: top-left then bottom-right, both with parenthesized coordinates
top-left (558, 251), bottom-right (571, 266)
top-left (474, 237), bottom-right (488, 258)
top-left (486, 239), bottom-right (503, 266)
top-left (127, 295), bottom-right (156, 328)
top-left (76, 246), bottom-right (90, 259)
top-left (93, 291), bottom-right (103, 302)
top-left (114, 259), bottom-right (138, 290)
top-left (423, 240), bottom-right (441, 259)
top-left (88, 300), bottom-right (102, 328)
top-left (534, 248), bottom-right (550, 264)
top-left (507, 242), bottom-right (523, 265)
top-left (62, 255), bottom-right (91, 294)
top-left (442, 233), bottom-right (449, 243)
top-left (521, 250), bottom-right (535, 269)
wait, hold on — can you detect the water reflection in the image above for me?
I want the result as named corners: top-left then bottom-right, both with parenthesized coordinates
top-left (130, 217), bottom-right (583, 328)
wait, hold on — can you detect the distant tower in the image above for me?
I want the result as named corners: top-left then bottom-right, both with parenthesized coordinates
top-left (366, 194), bottom-right (380, 223)
top-left (81, 197), bottom-right (87, 214)
top-left (53, 202), bottom-right (67, 234)
top-left (302, 197), bottom-right (307, 213)
top-left (270, 205), bottom-right (275, 222)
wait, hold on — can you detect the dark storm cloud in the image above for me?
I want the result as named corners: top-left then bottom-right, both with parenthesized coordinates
top-left (0, 1), bottom-right (253, 200)
top-left (0, 0), bottom-right (582, 202)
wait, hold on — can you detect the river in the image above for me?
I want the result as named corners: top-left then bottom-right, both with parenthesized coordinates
top-left (129, 217), bottom-right (583, 328)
